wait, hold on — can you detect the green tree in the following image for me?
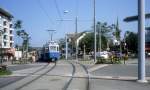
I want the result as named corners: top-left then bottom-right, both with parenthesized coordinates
top-left (79, 32), bottom-right (94, 53)
top-left (79, 22), bottom-right (113, 53)
top-left (125, 31), bottom-right (138, 53)
top-left (96, 22), bottom-right (113, 51)
top-left (14, 20), bottom-right (22, 49)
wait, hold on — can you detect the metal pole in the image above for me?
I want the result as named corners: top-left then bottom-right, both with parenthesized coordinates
top-left (93, 0), bottom-right (96, 62)
top-left (47, 30), bottom-right (55, 41)
top-left (51, 33), bottom-right (53, 41)
top-left (65, 34), bottom-right (68, 60)
top-left (75, 16), bottom-right (78, 61)
top-left (137, 0), bottom-right (147, 83)
top-left (99, 24), bottom-right (101, 53)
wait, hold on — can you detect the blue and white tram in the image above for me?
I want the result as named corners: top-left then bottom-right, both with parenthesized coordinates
top-left (43, 41), bottom-right (60, 62)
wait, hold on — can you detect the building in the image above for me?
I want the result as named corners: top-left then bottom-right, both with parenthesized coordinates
top-left (145, 28), bottom-right (150, 55)
top-left (0, 7), bottom-right (14, 61)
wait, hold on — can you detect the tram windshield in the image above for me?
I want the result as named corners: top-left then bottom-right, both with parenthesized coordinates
top-left (49, 46), bottom-right (57, 51)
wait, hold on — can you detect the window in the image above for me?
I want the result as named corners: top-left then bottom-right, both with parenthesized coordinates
top-left (10, 30), bottom-right (13, 34)
top-left (50, 46), bottom-right (56, 51)
top-left (57, 47), bottom-right (59, 51)
top-left (4, 42), bottom-right (6, 46)
top-left (4, 28), bottom-right (7, 33)
top-left (10, 43), bottom-right (13, 47)
top-left (4, 35), bottom-right (7, 39)
top-left (3, 21), bottom-right (7, 26)
top-left (45, 47), bottom-right (49, 52)
top-left (10, 24), bottom-right (13, 28)
top-left (10, 36), bottom-right (13, 41)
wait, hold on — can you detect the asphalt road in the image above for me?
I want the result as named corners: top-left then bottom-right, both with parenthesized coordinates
top-left (8, 63), bottom-right (47, 71)
top-left (0, 59), bottom-right (150, 90)
top-left (0, 60), bottom-right (89, 90)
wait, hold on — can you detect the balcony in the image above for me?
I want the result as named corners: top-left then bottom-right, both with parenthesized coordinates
top-left (9, 34), bottom-right (14, 36)
top-left (3, 39), bottom-right (9, 42)
top-left (10, 40), bottom-right (14, 43)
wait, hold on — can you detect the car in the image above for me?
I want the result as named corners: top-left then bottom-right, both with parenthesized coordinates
top-left (96, 51), bottom-right (110, 59)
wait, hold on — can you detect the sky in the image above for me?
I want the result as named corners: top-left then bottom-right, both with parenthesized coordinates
top-left (0, 0), bottom-right (150, 47)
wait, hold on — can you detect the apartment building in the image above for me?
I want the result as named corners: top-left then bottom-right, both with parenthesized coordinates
top-left (0, 7), bottom-right (14, 61)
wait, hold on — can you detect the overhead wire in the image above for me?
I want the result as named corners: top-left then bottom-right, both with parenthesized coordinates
top-left (36, 0), bottom-right (54, 24)
top-left (53, 0), bottom-right (63, 20)
top-left (53, 0), bottom-right (63, 31)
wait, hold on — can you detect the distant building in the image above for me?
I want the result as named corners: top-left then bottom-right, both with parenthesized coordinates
top-left (145, 29), bottom-right (150, 54)
top-left (0, 7), bottom-right (14, 61)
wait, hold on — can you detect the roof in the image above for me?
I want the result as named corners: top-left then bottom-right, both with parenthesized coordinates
top-left (0, 7), bottom-right (13, 18)
top-left (124, 13), bottom-right (150, 22)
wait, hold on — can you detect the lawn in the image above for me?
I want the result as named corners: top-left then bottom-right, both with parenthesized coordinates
top-left (0, 69), bottom-right (11, 76)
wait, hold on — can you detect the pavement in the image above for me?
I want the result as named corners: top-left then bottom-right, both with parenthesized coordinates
top-left (0, 59), bottom-right (150, 90)
top-left (90, 58), bottom-right (150, 81)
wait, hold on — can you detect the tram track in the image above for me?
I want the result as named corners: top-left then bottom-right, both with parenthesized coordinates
top-left (62, 61), bottom-right (89, 90)
top-left (0, 63), bottom-right (56, 90)
top-left (16, 63), bottom-right (56, 90)
top-left (77, 62), bottom-right (90, 90)
top-left (0, 63), bottom-right (49, 88)
top-left (62, 61), bottom-right (76, 90)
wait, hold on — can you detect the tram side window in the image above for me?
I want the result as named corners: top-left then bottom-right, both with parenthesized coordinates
top-left (57, 46), bottom-right (59, 51)
top-left (45, 47), bottom-right (49, 52)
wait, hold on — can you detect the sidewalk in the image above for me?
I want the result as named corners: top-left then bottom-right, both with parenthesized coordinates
top-left (89, 59), bottom-right (150, 81)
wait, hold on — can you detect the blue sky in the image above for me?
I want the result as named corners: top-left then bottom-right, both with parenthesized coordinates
top-left (0, 0), bottom-right (150, 47)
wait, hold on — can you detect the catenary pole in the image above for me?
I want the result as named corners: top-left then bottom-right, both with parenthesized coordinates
top-left (137, 0), bottom-right (147, 83)
top-left (93, 0), bottom-right (96, 62)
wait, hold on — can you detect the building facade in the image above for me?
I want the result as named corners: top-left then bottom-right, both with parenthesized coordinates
top-left (0, 8), bottom-right (14, 61)
top-left (145, 29), bottom-right (150, 54)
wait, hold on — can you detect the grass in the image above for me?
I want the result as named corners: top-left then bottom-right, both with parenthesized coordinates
top-left (0, 65), bottom-right (12, 76)
top-left (0, 69), bottom-right (12, 76)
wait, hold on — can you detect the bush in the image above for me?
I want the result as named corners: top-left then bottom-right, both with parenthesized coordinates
top-left (96, 57), bottom-right (122, 64)
top-left (96, 57), bottom-right (111, 64)
top-left (0, 65), bottom-right (7, 71)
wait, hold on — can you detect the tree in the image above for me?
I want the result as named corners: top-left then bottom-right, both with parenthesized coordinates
top-left (79, 21), bottom-right (113, 53)
top-left (125, 31), bottom-right (138, 53)
top-left (14, 20), bottom-right (22, 50)
top-left (96, 22), bottom-right (113, 51)
top-left (14, 20), bottom-right (30, 61)
top-left (79, 32), bottom-right (94, 53)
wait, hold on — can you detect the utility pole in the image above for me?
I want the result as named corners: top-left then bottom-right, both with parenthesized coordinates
top-left (99, 23), bottom-right (101, 53)
top-left (65, 34), bottom-right (68, 60)
top-left (137, 0), bottom-right (148, 83)
top-left (93, 0), bottom-right (96, 62)
top-left (75, 16), bottom-right (78, 61)
top-left (47, 30), bottom-right (56, 41)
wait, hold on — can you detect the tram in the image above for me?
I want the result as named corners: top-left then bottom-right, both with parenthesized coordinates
top-left (41, 41), bottom-right (60, 62)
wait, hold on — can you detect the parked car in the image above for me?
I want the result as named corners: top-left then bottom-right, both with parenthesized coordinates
top-left (96, 51), bottom-right (110, 59)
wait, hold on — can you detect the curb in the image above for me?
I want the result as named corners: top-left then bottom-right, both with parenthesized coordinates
top-left (89, 75), bottom-right (150, 81)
